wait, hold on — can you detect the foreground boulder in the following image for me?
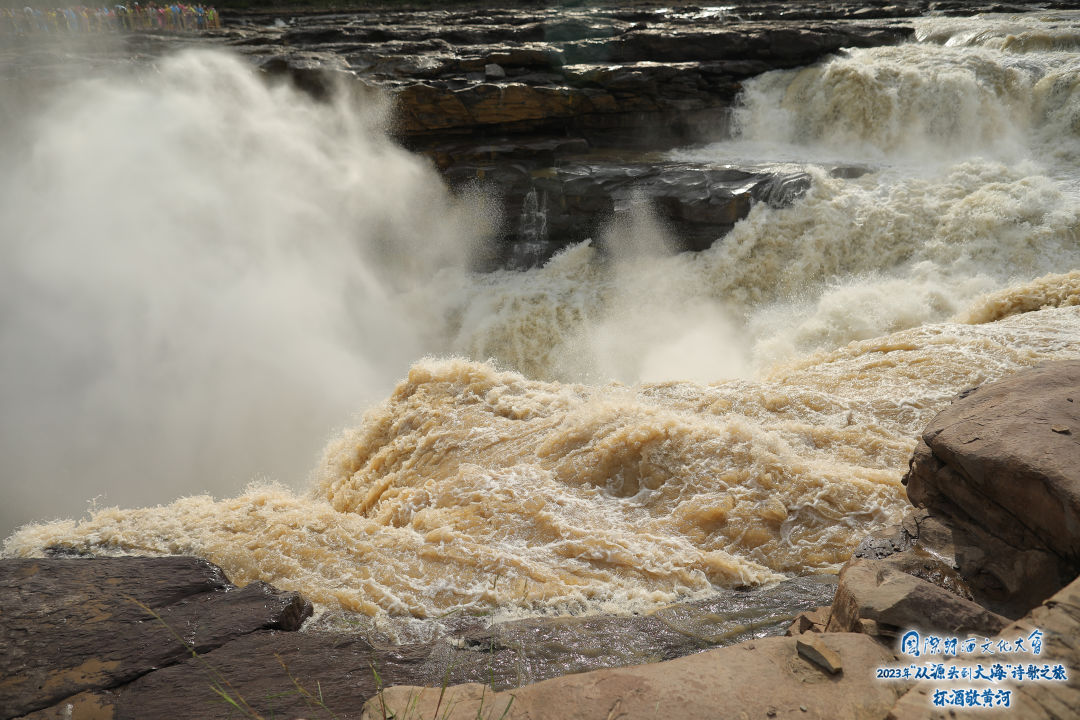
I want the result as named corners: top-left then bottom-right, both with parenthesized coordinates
top-left (826, 557), bottom-right (1011, 639)
top-left (887, 572), bottom-right (1080, 720)
top-left (903, 361), bottom-right (1080, 617)
top-left (813, 362), bottom-right (1080, 647)
top-left (361, 633), bottom-right (909, 720)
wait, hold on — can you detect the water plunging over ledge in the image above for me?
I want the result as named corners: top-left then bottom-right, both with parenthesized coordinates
top-left (4, 3), bottom-right (1080, 648)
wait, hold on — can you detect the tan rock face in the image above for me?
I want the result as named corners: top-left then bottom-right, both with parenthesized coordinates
top-left (826, 558), bottom-right (1011, 639)
top-left (395, 84), bottom-right (474, 132)
top-left (797, 635), bottom-right (843, 674)
top-left (888, 573), bottom-right (1080, 720)
top-left (361, 633), bottom-right (911, 720)
top-left (906, 361), bottom-right (1080, 557)
top-left (787, 605), bottom-right (831, 635)
top-left (903, 360), bottom-right (1080, 616)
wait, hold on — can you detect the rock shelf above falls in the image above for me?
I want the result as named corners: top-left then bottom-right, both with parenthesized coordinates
top-left (12, 0), bottom-right (1076, 264)
top-left (218, 4), bottom-right (918, 262)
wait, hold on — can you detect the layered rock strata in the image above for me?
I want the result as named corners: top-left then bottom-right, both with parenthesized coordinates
top-left (0, 556), bottom-right (311, 719)
top-left (223, 6), bottom-right (913, 260)
top-left (9, 2), bottom-right (1073, 260)
top-left (225, 6), bottom-right (915, 144)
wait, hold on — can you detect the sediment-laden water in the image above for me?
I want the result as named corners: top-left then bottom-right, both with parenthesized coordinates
top-left (4, 11), bottom-right (1080, 622)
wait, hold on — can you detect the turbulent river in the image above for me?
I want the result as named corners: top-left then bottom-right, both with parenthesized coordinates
top-left (4, 11), bottom-right (1080, 621)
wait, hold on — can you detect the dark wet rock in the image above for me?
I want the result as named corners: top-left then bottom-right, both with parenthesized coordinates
top-left (256, 53), bottom-right (356, 100)
top-left (74, 577), bottom-right (833, 719)
top-left (202, 4), bottom-right (929, 151)
top-left (853, 513), bottom-right (919, 561)
top-left (902, 360), bottom-right (1080, 617)
top-left (23, 631), bottom-right (394, 720)
top-left (446, 158), bottom-right (815, 268)
top-left (532, 162), bottom-right (807, 251)
top-left (18, 630), bottom-right (410, 720)
top-left (237, 13), bottom-right (913, 144)
top-left (2, 555), bottom-right (835, 720)
top-left (311, 573), bottom-right (839, 692)
top-left (830, 164), bottom-right (874, 179)
top-left (0, 556), bottom-right (311, 719)
top-left (851, 509), bottom-right (977, 602)
top-left (425, 135), bottom-right (592, 170)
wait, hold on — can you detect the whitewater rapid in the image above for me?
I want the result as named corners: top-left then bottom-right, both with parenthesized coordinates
top-left (4, 11), bottom-right (1080, 619)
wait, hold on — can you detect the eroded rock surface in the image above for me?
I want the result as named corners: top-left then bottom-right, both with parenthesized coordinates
top-left (361, 633), bottom-right (911, 720)
top-left (454, 160), bottom-right (817, 268)
top-left (887, 573), bottom-right (1080, 720)
top-left (826, 557), bottom-right (1010, 638)
top-left (224, 5), bottom-right (915, 143)
top-left (903, 360), bottom-right (1080, 616)
top-left (0, 556), bottom-right (311, 718)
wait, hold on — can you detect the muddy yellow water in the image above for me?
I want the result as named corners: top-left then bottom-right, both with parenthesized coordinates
top-left (5, 12), bottom-right (1080, 621)
top-left (8, 296), bottom-right (1079, 617)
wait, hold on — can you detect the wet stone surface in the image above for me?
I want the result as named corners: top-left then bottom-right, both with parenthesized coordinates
top-left (309, 573), bottom-right (839, 691)
top-left (3, 555), bottom-right (835, 719)
top-left (465, 159), bottom-right (817, 268)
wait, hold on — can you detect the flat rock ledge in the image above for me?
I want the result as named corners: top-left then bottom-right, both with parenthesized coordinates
top-left (6, 361), bottom-right (1080, 719)
top-left (0, 556), bottom-right (833, 720)
top-left (364, 633), bottom-right (907, 720)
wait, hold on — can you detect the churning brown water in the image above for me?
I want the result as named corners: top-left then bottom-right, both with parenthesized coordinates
top-left (4, 12), bottom-right (1080, 621)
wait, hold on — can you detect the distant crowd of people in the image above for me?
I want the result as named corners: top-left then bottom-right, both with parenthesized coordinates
top-left (1, 3), bottom-right (221, 35)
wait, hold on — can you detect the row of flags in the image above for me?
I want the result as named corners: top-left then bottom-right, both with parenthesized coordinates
top-left (2, 3), bottom-right (221, 35)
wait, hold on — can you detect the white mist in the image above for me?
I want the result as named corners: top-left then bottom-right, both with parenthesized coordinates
top-left (0, 50), bottom-right (486, 537)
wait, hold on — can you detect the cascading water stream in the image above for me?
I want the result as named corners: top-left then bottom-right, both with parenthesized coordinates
top-left (4, 12), bottom-right (1080, 622)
